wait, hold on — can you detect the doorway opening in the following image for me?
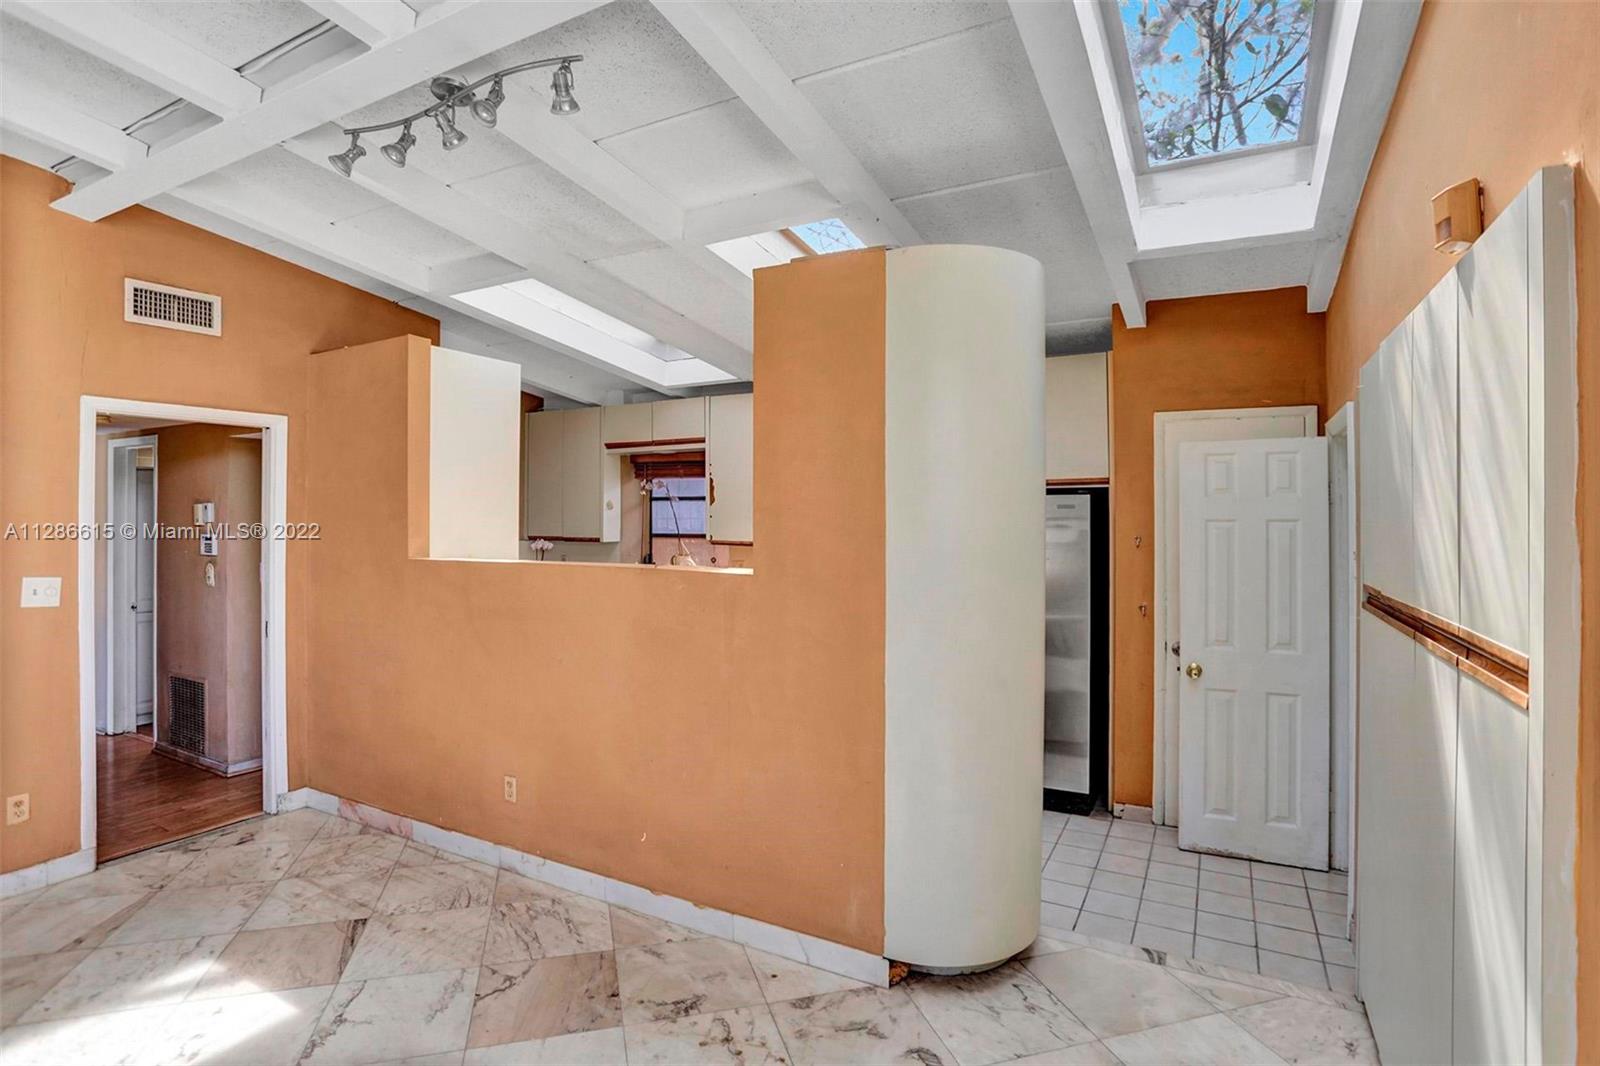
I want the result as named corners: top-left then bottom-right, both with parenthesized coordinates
top-left (79, 398), bottom-right (288, 864)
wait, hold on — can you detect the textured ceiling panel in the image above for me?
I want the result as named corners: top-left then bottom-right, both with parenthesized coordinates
top-left (598, 99), bottom-right (809, 210)
top-left (734, 0), bottom-right (1009, 80)
top-left (449, 157), bottom-right (658, 260)
top-left (334, 204), bottom-right (483, 267)
top-left (800, 18), bottom-right (1064, 200)
top-left (898, 168), bottom-right (1113, 324)
top-left (125, 0), bottom-right (327, 70)
top-left (215, 146), bottom-right (390, 222)
top-left (1133, 241), bottom-right (1317, 301)
top-left (593, 247), bottom-right (753, 351)
top-left (0, 13), bottom-right (174, 128)
top-left (472, 2), bottom-right (735, 141)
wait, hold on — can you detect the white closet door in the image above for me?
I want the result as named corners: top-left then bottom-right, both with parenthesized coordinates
top-left (1412, 272), bottom-right (1459, 618)
top-left (1356, 618), bottom-right (1455, 1064)
top-left (1357, 320), bottom-right (1415, 603)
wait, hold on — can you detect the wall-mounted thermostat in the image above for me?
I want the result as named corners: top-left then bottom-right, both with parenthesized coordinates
top-left (199, 532), bottom-right (219, 557)
top-left (194, 501), bottom-right (215, 524)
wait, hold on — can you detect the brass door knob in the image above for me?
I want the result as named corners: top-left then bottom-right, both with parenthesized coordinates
top-left (1185, 661), bottom-right (1204, 680)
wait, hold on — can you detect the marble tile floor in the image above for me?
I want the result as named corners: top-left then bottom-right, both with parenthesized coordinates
top-left (0, 807), bottom-right (1377, 1065)
top-left (1042, 809), bottom-right (1356, 992)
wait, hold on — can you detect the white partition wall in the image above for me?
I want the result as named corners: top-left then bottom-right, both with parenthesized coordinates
top-left (884, 245), bottom-right (1045, 971)
top-left (429, 346), bottom-right (521, 561)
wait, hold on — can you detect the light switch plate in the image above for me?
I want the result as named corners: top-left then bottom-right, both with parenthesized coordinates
top-left (20, 577), bottom-right (61, 608)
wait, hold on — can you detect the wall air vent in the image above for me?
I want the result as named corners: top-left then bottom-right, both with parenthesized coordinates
top-left (167, 674), bottom-right (207, 755)
top-left (125, 278), bottom-right (222, 336)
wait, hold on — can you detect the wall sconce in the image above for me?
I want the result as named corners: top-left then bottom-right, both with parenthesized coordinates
top-left (1432, 178), bottom-right (1483, 255)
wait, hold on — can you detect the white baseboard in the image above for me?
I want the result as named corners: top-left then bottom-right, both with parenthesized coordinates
top-left (1113, 803), bottom-right (1154, 824)
top-left (277, 788), bottom-right (889, 987)
top-left (0, 846), bottom-right (96, 899)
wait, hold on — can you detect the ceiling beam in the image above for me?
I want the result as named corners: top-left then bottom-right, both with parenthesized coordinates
top-left (301, 0), bottom-right (416, 46)
top-left (1008, 0), bottom-right (1146, 328)
top-left (7, 0), bottom-right (262, 117)
top-left (49, 0), bottom-right (604, 222)
top-left (683, 180), bottom-right (840, 245)
top-left (650, 0), bottom-right (921, 250)
top-left (282, 125), bottom-right (752, 380)
top-left (168, 173), bottom-right (611, 404)
top-left (0, 82), bottom-right (148, 171)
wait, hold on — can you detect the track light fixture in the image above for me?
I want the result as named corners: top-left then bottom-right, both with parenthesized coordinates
top-left (328, 54), bottom-right (583, 177)
top-left (380, 123), bottom-right (416, 167)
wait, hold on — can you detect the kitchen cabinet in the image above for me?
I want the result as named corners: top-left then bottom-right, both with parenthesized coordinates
top-left (651, 397), bottom-right (706, 441)
top-left (523, 408), bottom-right (621, 542)
top-left (601, 402), bottom-right (652, 446)
top-left (1044, 354), bottom-right (1108, 481)
top-left (522, 411), bottom-right (564, 538)
top-left (706, 393), bottom-right (753, 543)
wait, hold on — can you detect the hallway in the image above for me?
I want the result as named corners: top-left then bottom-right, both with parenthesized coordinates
top-left (95, 731), bottom-right (260, 863)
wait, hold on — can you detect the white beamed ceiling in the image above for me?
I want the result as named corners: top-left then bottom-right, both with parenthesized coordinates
top-left (0, 0), bottom-right (1417, 400)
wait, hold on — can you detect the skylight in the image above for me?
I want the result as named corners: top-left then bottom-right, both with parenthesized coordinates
top-left (707, 219), bottom-right (867, 280)
top-left (790, 218), bottom-right (865, 254)
top-left (453, 279), bottom-right (736, 390)
top-left (1117, 0), bottom-right (1315, 166)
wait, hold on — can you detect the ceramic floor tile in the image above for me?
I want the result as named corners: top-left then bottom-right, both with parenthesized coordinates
top-left (1074, 912), bottom-right (1134, 944)
top-left (245, 871), bottom-right (388, 930)
top-left (609, 906), bottom-right (705, 950)
top-left (34, 852), bottom-right (195, 903)
top-left (1041, 901), bottom-right (1081, 933)
top-left (1252, 881), bottom-right (1310, 908)
top-left (1042, 880), bottom-right (1087, 909)
top-left (1016, 935), bottom-right (1078, 960)
top-left (1065, 815), bottom-right (1109, 836)
top-left (397, 841), bottom-right (473, 867)
top-left (1250, 863), bottom-right (1304, 886)
top-left (466, 953), bottom-right (622, 1046)
top-left (1082, 889), bottom-right (1139, 921)
top-left (1145, 862), bottom-right (1200, 888)
top-left (1103, 1011), bottom-right (1285, 1065)
top-left (745, 946), bottom-right (865, 1003)
top-left (1302, 870), bottom-right (1349, 894)
top-left (1153, 827), bottom-right (1180, 847)
top-left (1198, 855), bottom-right (1251, 876)
top-left (0, 892), bottom-right (148, 957)
top-left (1198, 872), bottom-right (1252, 899)
top-left (1326, 964), bottom-right (1358, 995)
top-left (1010, 1040), bottom-right (1122, 1064)
top-left (104, 881), bottom-right (272, 945)
top-left (1307, 889), bottom-right (1348, 915)
top-left (1257, 950), bottom-right (1326, 988)
top-left (18, 935), bottom-right (230, 1022)
top-left (189, 919), bottom-right (363, 999)
top-left (300, 968), bottom-right (476, 1065)
top-left (0, 890), bottom-right (43, 923)
top-left (342, 907), bottom-right (491, 981)
top-left (1169, 970), bottom-right (1280, 1010)
top-left (1195, 911), bottom-right (1255, 946)
top-left (287, 834), bottom-right (406, 880)
top-left (1312, 908), bottom-right (1350, 938)
top-left (166, 841), bottom-right (307, 888)
top-left (1135, 900), bottom-right (1195, 933)
top-left (483, 876), bottom-right (612, 963)
top-left (768, 985), bottom-right (952, 1066)
top-left (1131, 923), bottom-right (1193, 958)
top-left (0, 1004), bottom-right (173, 1066)
top-left (1100, 836), bottom-right (1151, 860)
top-left (133, 985), bottom-right (333, 1066)
top-left (199, 809), bottom-right (332, 849)
top-left (624, 1004), bottom-right (790, 1065)
top-left (616, 937), bottom-right (764, 1025)
top-left (1107, 821), bottom-right (1155, 843)
top-left (1253, 901), bottom-right (1316, 933)
top-left (1150, 845), bottom-right (1199, 869)
top-left (1197, 890), bottom-right (1254, 921)
top-left (1318, 935), bottom-right (1356, 968)
top-left (378, 862), bottom-right (498, 916)
top-left (906, 962), bottom-right (1094, 1065)
top-left (1229, 996), bottom-right (1378, 1064)
top-left (1088, 869), bottom-right (1143, 899)
top-left (1141, 879), bottom-right (1197, 909)
top-left (0, 950), bottom-right (89, 1028)
top-left (1024, 947), bottom-right (1214, 1039)
top-left (1094, 852), bottom-right (1147, 878)
top-left (1255, 924), bottom-right (1320, 962)
top-left (463, 1026), bottom-right (625, 1065)
top-left (1192, 936), bottom-right (1258, 973)
top-left (1053, 846), bottom-right (1103, 868)
top-left (1043, 862), bottom-right (1095, 888)
top-left (1061, 830), bottom-right (1110, 853)
top-left (312, 817), bottom-right (367, 840)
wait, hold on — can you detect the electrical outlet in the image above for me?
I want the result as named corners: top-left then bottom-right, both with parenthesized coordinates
top-left (503, 776), bottom-right (518, 803)
top-left (6, 794), bottom-right (30, 825)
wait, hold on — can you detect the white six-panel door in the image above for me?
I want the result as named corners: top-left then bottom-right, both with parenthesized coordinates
top-left (1177, 437), bottom-right (1330, 869)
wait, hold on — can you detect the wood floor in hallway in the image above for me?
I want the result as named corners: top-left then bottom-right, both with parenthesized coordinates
top-left (95, 730), bottom-right (260, 862)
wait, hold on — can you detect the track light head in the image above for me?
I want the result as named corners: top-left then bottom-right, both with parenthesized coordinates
top-left (470, 78), bottom-right (504, 127)
top-left (327, 134), bottom-right (365, 177)
top-left (550, 63), bottom-right (579, 115)
top-left (434, 108), bottom-right (468, 150)
top-left (380, 124), bottom-right (416, 167)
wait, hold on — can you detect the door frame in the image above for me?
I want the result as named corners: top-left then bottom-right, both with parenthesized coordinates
top-left (1326, 402), bottom-right (1358, 878)
top-left (1150, 405), bottom-right (1319, 827)
top-left (77, 396), bottom-right (290, 855)
top-left (105, 434), bottom-right (158, 737)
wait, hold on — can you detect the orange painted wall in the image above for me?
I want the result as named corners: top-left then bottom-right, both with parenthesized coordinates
top-left (1108, 289), bottom-right (1326, 805)
top-left (304, 251), bottom-right (886, 950)
top-left (0, 157), bottom-right (438, 872)
top-left (1320, 2), bottom-right (1599, 1054)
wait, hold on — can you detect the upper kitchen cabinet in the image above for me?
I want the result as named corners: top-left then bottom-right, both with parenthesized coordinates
top-left (1044, 354), bottom-right (1108, 482)
top-left (651, 397), bottom-right (707, 442)
top-left (524, 408), bottom-right (621, 543)
top-left (601, 402), bottom-right (652, 447)
top-left (523, 410), bottom-right (565, 539)
top-left (707, 393), bottom-right (753, 544)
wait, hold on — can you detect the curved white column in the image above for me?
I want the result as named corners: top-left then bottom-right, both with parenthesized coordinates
top-left (883, 245), bottom-right (1045, 971)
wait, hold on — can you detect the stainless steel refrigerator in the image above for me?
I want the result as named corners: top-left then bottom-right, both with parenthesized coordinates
top-left (1044, 488), bottom-right (1108, 812)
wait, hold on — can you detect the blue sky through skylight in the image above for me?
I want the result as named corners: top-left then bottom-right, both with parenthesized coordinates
top-left (791, 219), bottom-right (865, 254)
top-left (1118, 0), bottom-right (1314, 165)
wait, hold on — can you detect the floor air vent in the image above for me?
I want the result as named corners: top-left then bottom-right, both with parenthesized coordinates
top-left (125, 278), bottom-right (222, 336)
top-left (167, 675), bottom-right (207, 755)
